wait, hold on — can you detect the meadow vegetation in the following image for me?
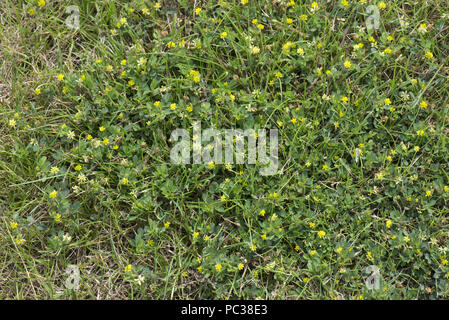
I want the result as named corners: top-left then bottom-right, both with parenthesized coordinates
top-left (1, 0), bottom-right (449, 299)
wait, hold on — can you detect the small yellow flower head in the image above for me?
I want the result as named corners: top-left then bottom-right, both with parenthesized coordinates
top-left (220, 31), bottom-right (228, 39)
top-left (261, 234), bottom-right (267, 240)
top-left (57, 74), bottom-right (64, 81)
top-left (55, 214), bottom-right (61, 222)
top-left (418, 24), bottom-right (427, 33)
top-left (250, 244), bottom-right (257, 251)
top-left (50, 166), bottom-right (60, 174)
top-left (49, 190), bottom-right (58, 199)
top-left (74, 165), bottom-right (82, 171)
top-left (384, 98), bottom-right (391, 105)
top-left (310, 250), bottom-right (317, 255)
top-left (336, 247), bottom-right (343, 253)
top-left (425, 51), bottom-right (433, 59)
top-left (35, 88), bottom-right (41, 95)
top-left (124, 264), bottom-right (132, 273)
top-left (257, 24), bottom-right (264, 30)
top-left (341, 0), bottom-right (349, 6)
top-left (286, 18), bottom-right (293, 24)
top-left (420, 101), bottom-right (428, 109)
top-left (28, 8), bottom-right (36, 15)
top-left (195, 7), bottom-right (202, 15)
top-left (317, 230), bottom-right (326, 238)
top-left (378, 1), bottom-right (386, 9)
top-left (238, 263), bottom-right (244, 270)
top-left (193, 232), bottom-right (199, 238)
top-left (444, 186), bottom-right (449, 193)
top-left (154, 101), bottom-right (161, 107)
top-left (208, 161), bottom-right (215, 168)
top-left (121, 59), bottom-right (127, 66)
top-left (164, 221), bottom-right (171, 228)
top-left (170, 103), bottom-right (177, 110)
top-left (38, 0), bottom-right (45, 7)
top-left (215, 264), bottom-right (222, 271)
top-left (10, 222), bottom-right (18, 229)
top-left (8, 119), bottom-right (16, 127)
top-left (311, 2), bottom-right (319, 9)
top-left (122, 177), bottom-right (129, 185)
top-left (386, 219), bottom-right (392, 228)
top-left (300, 14), bottom-right (308, 21)
top-left (103, 138), bottom-right (109, 145)
top-left (251, 47), bottom-right (260, 54)
top-left (344, 60), bottom-right (352, 69)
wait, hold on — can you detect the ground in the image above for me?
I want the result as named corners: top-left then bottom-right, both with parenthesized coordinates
top-left (1, 0), bottom-right (449, 299)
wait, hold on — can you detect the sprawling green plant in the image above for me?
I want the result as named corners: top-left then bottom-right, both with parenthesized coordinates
top-left (1, 0), bottom-right (449, 299)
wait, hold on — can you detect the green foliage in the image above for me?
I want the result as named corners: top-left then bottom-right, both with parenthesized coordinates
top-left (1, 0), bottom-right (449, 299)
